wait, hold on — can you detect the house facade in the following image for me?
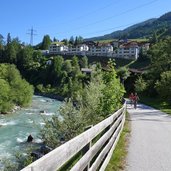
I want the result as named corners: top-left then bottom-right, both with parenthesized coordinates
top-left (116, 42), bottom-right (139, 59)
top-left (88, 44), bottom-right (113, 56)
top-left (48, 41), bottom-right (149, 60)
top-left (49, 43), bottom-right (68, 54)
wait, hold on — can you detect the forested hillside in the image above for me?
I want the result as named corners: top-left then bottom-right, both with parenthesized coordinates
top-left (86, 11), bottom-right (171, 41)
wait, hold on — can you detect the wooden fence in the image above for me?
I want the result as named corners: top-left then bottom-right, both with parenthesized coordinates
top-left (21, 102), bottom-right (126, 171)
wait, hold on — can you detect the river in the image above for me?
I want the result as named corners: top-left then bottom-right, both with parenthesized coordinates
top-left (0, 95), bottom-right (62, 166)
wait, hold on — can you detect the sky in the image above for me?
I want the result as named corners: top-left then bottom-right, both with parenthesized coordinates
top-left (0, 0), bottom-right (170, 45)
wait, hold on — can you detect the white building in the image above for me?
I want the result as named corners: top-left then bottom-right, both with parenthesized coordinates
top-left (67, 44), bottom-right (89, 56)
top-left (40, 50), bottom-right (49, 55)
top-left (111, 41), bottom-right (119, 48)
top-left (89, 44), bottom-right (113, 56)
top-left (141, 43), bottom-right (150, 51)
top-left (114, 42), bottom-right (139, 59)
top-left (48, 41), bottom-right (144, 60)
top-left (49, 43), bottom-right (68, 54)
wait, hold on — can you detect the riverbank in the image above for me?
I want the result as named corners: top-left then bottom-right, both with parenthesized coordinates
top-left (0, 95), bottom-right (62, 169)
top-left (35, 92), bottom-right (65, 101)
top-left (0, 105), bottom-right (21, 115)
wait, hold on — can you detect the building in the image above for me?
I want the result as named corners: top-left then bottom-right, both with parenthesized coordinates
top-left (67, 44), bottom-right (89, 56)
top-left (40, 50), bottom-right (49, 55)
top-left (89, 44), bottom-right (113, 56)
top-left (49, 43), bottom-right (68, 55)
top-left (115, 42), bottom-right (139, 59)
top-left (48, 40), bottom-right (149, 60)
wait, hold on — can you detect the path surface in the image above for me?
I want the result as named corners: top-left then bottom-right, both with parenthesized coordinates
top-left (125, 102), bottom-right (171, 171)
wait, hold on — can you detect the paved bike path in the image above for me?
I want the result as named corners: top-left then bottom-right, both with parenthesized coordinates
top-left (125, 103), bottom-right (171, 171)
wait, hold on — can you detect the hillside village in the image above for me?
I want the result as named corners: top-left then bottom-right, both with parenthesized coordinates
top-left (47, 40), bottom-right (150, 60)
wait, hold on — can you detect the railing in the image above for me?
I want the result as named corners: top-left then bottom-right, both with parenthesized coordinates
top-left (21, 102), bottom-right (126, 171)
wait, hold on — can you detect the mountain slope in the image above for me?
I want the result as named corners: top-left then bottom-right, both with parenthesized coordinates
top-left (86, 11), bottom-right (171, 41)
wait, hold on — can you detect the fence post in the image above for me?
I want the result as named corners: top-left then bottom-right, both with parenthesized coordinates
top-left (82, 125), bottom-right (93, 171)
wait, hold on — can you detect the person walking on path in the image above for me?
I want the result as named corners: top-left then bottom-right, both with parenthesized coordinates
top-left (129, 93), bottom-right (134, 106)
top-left (132, 92), bottom-right (139, 109)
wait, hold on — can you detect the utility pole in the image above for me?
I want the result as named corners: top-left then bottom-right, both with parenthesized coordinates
top-left (27, 27), bottom-right (37, 46)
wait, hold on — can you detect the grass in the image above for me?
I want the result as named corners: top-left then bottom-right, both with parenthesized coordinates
top-left (140, 96), bottom-right (171, 115)
top-left (58, 151), bottom-right (82, 171)
top-left (105, 112), bottom-right (130, 171)
top-left (129, 59), bottom-right (150, 69)
top-left (94, 38), bottom-right (148, 43)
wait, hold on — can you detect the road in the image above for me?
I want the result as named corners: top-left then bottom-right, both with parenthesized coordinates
top-left (125, 102), bottom-right (171, 171)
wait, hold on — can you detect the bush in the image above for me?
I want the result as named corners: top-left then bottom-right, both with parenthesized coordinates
top-left (155, 71), bottom-right (171, 99)
top-left (134, 76), bottom-right (147, 94)
top-left (0, 64), bottom-right (33, 113)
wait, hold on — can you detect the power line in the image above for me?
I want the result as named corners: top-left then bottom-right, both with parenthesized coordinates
top-left (39, 0), bottom-right (120, 29)
top-left (59, 22), bottom-right (135, 38)
top-left (27, 27), bottom-right (37, 45)
top-left (70, 0), bottom-right (120, 22)
top-left (81, 16), bottom-right (159, 38)
top-left (54, 0), bottom-right (159, 36)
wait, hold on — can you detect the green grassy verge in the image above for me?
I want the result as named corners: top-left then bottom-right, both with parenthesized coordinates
top-left (140, 96), bottom-right (171, 115)
top-left (94, 38), bottom-right (148, 43)
top-left (105, 113), bottom-right (130, 171)
top-left (129, 59), bottom-right (150, 69)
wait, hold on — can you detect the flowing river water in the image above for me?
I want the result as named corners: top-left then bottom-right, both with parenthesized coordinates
top-left (0, 95), bottom-right (61, 167)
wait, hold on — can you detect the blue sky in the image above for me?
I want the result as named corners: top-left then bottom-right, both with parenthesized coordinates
top-left (0, 0), bottom-right (170, 45)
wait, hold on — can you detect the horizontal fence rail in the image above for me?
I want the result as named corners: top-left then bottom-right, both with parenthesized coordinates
top-left (21, 103), bottom-right (126, 171)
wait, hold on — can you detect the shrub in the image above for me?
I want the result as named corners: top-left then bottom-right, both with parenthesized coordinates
top-left (155, 71), bottom-right (171, 99)
top-left (134, 76), bottom-right (147, 93)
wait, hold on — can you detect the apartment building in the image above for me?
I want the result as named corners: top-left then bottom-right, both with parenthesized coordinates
top-left (116, 42), bottom-right (139, 59)
top-left (88, 44), bottom-right (113, 56)
top-left (48, 41), bottom-right (148, 60)
top-left (68, 44), bottom-right (89, 56)
top-left (49, 43), bottom-right (68, 54)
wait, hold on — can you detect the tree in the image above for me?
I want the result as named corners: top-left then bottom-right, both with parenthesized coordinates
top-left (5, 43), bottom-right (17, 63)
top-left (155, 71), bottom-right (171, 100)
top-left (41, 35), bottom-right (51, 50)
top-left (53, 37), bottom-right (58, 42)
top-left (141, 37), bottom-right (171, 97)
top-left (117, 67), bottom-right (130, 85)
top-left (69, 36), bottom-right (74, 45)
top-left (62, 60), bottom-right (72, 73)
top-left (17, 45), bottom-right (34, 70)
top-left (50, 56), bottom-right (64, 86)
top-left (74, 36), bottom-right (78, 45)
top-left (32, 50), bottom-right (43, 62)
top-left (71, 56), bottom-right (81, 76)
top-left (0, 34), bottom-right (4, 49)
top-left (53, 56), bottom-right (64, 77)
top-left (149, 37), bottom-right (171, 79)
top-left (7, 33), bottom-right (12, 44)
top-left (41, 99), bottom-right (84, 148)
top-left (0, 64), bottom-right (33, 113)
top-left (150, 31), bottom-right (158, 44)
top-left (76, 72), bottom-right (105, 125)
top-left (61, 39), bottom-right (68, 45)
top-left (134, 76), bottom-right (147, 94)
top-left (0, 79), bottom-right (11, 113)
top-left (102, 60), bottom-right (125, 115)
top-left (78, 36), bottom-right (83, 44)
top-left (80, 56), bottom-right (88, 68)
